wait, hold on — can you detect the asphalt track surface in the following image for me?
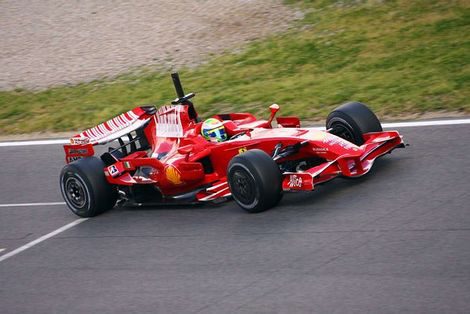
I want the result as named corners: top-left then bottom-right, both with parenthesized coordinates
top-left (1, 123), bottom-right (470, 314)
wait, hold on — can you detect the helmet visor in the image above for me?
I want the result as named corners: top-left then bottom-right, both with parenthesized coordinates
top-left (205, 125), bottom-right (227, 142)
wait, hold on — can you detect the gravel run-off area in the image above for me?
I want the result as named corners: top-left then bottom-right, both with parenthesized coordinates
top-left (0, 0), bottom-right (301, 91)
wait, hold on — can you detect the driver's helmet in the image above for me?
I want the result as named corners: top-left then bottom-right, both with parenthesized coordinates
top-left (201, 118), bottom-right (228, 142)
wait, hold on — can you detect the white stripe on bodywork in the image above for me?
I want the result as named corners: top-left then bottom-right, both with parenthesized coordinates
top-left (199, 186), bottom-right (230, 201)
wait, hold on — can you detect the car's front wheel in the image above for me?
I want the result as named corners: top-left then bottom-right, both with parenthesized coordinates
top-left (60, 157), bottom-right (117, 217)
top-left (326, 101), bottom-right (382, 146)
top-left (227, 149), bottom-right (282, 213)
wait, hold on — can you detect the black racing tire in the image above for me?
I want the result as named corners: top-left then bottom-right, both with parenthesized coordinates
top-left (227, 149), bottom-right (282, 213)
top-left (326, 102), bottom-right (382, 145)
top-left (60, 157), bottom-right (117, 217)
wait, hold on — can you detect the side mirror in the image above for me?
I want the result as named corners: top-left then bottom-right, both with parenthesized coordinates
top-left (178, 145), bottom-right (193, 155)
top-left (178, 145), bottom-right (193, 161)
top-left (270, 103), bottom-right (280, 113)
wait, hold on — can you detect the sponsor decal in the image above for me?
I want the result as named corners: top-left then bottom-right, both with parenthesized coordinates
top-left (70, 137), bottom-right (89, 145)
top-left (67, 156), bottom-right (83, 163)
top-left (68, 148), bottom-right (89, 155)
top-left (323, 135), bottom-right (356, 150)
top-left (310, 131), bottom-right (327, 141)
top-left (288, 175), bottom-right (303, 188)
top-left (238, 147), bottom-right (248, 154)
top-left (107, 165), bottom-right (119, 176)
top-left (165, 165), bottom-right (183, 185)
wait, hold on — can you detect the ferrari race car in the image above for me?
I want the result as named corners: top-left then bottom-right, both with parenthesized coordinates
top-left (60, 73), bottom-right (405, 217)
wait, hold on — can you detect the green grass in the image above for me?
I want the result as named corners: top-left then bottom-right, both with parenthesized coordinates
top-left (1, 0), bottom-right (469, 134)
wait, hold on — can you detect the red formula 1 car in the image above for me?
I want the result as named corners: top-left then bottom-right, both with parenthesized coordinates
top-left (60, 73), bottom-right (404, 217)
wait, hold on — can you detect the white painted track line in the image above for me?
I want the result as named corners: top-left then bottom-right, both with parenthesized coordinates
top-left (0, 202), bottom-right (65, 208)
top-left (0, 139), bottom-right (68, 147)
top-left (0, 118), bottom-right (469, 147)
top-left (382, 118), bottom-right (470, 128)
top-left (0, 218), bottom-right (89, 263)
top-left (307, 118), bottom-right (470, 131)
top-left (0, 248), bottom-right (5, 253)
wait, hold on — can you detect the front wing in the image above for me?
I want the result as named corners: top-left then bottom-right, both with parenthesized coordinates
top-left (282, 131), bottom-right (404, 191)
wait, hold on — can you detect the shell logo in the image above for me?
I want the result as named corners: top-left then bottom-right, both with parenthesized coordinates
top-left (165, 165), bottom-right (183, 185)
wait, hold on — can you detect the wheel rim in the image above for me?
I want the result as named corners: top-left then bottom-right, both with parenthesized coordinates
top-left (64, 176), bottom-right (87, 209)
top-left (331, 122), bottom-right (355, 143)
top-left (231, 168), bottom-right (256, 205)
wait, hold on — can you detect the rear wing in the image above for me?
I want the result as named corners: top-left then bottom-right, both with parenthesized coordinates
top-left (63, 72), bottom-right (197, 163)
top-left (69, 107), bottom-right (154, 145)
top-left (63, 106), bottom-right (155, 163)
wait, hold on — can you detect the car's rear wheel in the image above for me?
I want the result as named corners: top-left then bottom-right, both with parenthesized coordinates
top-left (326, 102), bottom-right (382, 145)
top-left (60, 157), bottom-right (117, 217)
top-left (227, 149), bottom-right (282, 213)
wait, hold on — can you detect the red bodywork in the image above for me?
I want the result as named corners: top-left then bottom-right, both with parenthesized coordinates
top-left (63, 103), bottom-right (404, 204)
